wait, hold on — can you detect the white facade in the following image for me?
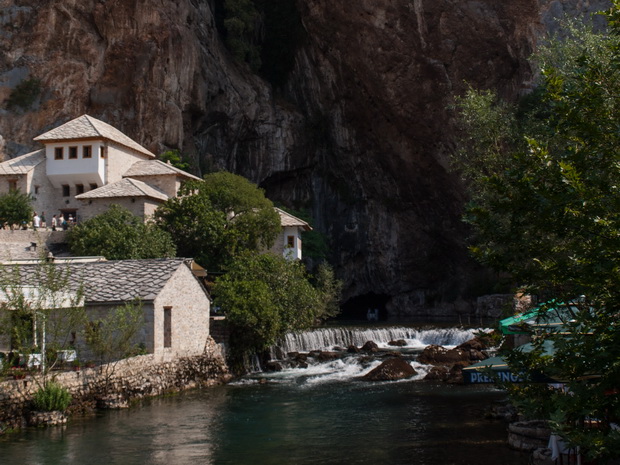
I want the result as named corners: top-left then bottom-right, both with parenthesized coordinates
top-left (45, 141), bottom-right (107, 188)
top-left (0, 115), bottom-right (198, 224)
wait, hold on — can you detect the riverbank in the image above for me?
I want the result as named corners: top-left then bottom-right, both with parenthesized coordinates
top-left (0, 338), bottom-right (231, 432)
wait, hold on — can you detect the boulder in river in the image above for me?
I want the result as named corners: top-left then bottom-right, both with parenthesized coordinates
top-left (424, 365), bottom-right (450, 381)
top-left (418, 340), bottom-right (489, 365)
top-left (388, 339), bottom-right (407, 347)
top-left (417, 344), bottom-right (470, 364)
top-left (361, 341), bottom-right (379, 352)
top-left (317, 351), bottom-right (340, 362)
top-left (264, 361), bottom-right (283, 372)
top-left (362, 357), bottom-right (417, 381)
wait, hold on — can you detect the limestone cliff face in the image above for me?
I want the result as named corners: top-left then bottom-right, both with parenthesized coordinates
top-left (0, 0), bottom-right (608, 316)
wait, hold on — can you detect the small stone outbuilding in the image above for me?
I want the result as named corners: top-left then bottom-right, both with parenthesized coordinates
top-left (3, 258), bottom-right (211, 361)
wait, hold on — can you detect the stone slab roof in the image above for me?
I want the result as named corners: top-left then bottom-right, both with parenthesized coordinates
top-left (123, 160), bottom-right (201, 180)
top-left (3, 258), bottom-right (195, 303)
top-left (275, 208), bottom-right (312, 231)
top-left (33, 115), bottom-right (155, 158)
top-left (75, 178), bottom-right (168, 202)
top-left (0, 149), bottom-right (44, 176)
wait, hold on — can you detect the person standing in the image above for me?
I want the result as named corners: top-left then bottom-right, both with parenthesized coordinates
top-left (40, 211), bottom-right (46, 229)
top-left (33, 212), bottom-right (40, 230)
top-left (51, 215), bottom-right (57, 231)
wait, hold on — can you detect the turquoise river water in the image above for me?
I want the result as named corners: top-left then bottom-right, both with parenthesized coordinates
top-left (0, 326), bottom-right (529, 465)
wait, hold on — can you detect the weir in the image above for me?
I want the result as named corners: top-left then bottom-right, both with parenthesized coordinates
top-left (273, 326), bottom-right (483, 354)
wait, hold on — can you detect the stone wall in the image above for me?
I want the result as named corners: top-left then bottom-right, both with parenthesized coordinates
top-left (0, 337), bottom-right (230, 432)
top-left (0, 229), bottom-right (68, 261)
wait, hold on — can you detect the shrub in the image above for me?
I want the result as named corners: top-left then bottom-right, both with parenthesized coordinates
top-left (32, 382), bottom-right (72, 412)
top-left (6, 77), bottom-right (42, 111)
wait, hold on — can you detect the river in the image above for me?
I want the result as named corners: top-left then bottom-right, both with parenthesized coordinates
top-left (0, 325), bottom-right (528, 465)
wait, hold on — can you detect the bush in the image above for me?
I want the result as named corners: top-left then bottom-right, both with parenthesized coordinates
top-left (32, 382), bottom-right (72, 412)
top-left (6, 77), bottom-right (42, 111)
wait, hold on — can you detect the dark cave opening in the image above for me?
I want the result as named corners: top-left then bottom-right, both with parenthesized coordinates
top-left (338, 293), bottom-right (390, 321)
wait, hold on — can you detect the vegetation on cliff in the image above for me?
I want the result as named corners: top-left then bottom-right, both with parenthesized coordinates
top-left (454, 5), bottom-right (620, 461)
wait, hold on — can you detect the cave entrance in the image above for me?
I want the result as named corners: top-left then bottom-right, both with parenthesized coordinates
top-left (339, 293), bottom-right (390, 321)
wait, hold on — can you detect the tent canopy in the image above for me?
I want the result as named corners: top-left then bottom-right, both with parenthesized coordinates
top-left (499, 301), bottom-right (580, 335)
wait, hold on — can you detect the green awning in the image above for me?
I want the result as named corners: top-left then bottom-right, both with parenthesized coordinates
top-left (499, 302), bottom-right (579, 335)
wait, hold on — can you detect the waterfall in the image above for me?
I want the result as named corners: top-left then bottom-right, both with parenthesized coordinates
top-left (274, 326), bottom-right (484, 354)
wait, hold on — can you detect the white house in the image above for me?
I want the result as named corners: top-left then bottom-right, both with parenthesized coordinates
top-left (0, 115), bottom-right (312, 260)
top-left (0, 115), bottom-right (200, 223)
top-left (270, 208), bottom-right (312, 260)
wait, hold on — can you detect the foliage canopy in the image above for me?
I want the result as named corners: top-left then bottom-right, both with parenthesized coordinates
top-left (0, 190), bottom-right (33, 228)
top-left (454, 6), bottom-right (620, 461)
top-left (155, 171), bottom-right (280, 272)
top-left (67, 205), bottom-right (176, 260)
top-left (214, 253), bottom-right (341, 367)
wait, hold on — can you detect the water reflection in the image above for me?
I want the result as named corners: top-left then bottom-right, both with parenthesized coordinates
top-left (0, 382), bottom-right (527, 465)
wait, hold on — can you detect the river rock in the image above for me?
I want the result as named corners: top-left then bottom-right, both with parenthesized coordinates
top-left (388, 339), bottom-right (407, 347)
top-left (445, 361), bottom-right (469, 384)
top-left (417, 345), bottom-right (468, 364)
top-left (455, 337), bottom-right (489, 361)
top-left (317, 351), bottom-right (340, 362)
top-left (418, 340), bottom-right (489, 365)
top-left (264, 361), bottom-right (283, 372)
top-left (28, 410), bottom-right (67, 426)
top-left (361, 341), bottom-right (379, 352)
top-left (424, 365), bottom-right (450, 381)
top-left (507, 420), bottom-right (551, 451)
top-left (362, 357), bottom-right (417, 381)
top-left (347, 345), bottom-right (360, 353)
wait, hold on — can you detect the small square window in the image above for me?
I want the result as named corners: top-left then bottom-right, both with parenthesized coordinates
top-left (89, 183), bottom-right (98, 190)
top-left (34, 185), bottom-right (40, 195)
top-left (8, 179), bottom-right (17, 191)
top-left (62, 185), bottom-right (70, 197)
top-left (69, 146), bottom-right (78, 159)
top-left (287, 236), bottom-right (295, 248)
top-left (54, 147), bottom-right (64, 160)
top-left (76, 184), bottom-right (84, 195)
top-left (100, 147), bottom-right (106, 158)
top-left (83, 145), bottom-right (92, 158)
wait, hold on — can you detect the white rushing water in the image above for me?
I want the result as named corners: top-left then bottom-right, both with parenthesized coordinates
top-left (274, 326), bottom-right (484, 354)
top-left (245, 326), bottom-right (490, 386)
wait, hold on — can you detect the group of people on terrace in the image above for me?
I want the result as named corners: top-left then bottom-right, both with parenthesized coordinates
top-left (31, 212), bottom-right (75, 231)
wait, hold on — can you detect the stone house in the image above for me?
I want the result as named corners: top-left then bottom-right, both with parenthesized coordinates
top-left (270, 208), bottom-right (312, 260)
top-left (0, 115), bottom-right (200, 223)
top-left (1, 258), bottom-right (211, 362)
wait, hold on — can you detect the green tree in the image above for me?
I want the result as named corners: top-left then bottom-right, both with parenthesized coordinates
top-left (0, 261), bottom-right (86, 375)
top-left (155, 172), bottom-right (280, 272)
top-left (0, 190), bottom-right (33, 229)
top-left (67, 205), bottom-right (176, 260)
top-left (454, 8), bottom-right (620, 461)
top-left (159, 149), bottom-right (191, 172)
top-left (214, 253), bottom-right (338, 368)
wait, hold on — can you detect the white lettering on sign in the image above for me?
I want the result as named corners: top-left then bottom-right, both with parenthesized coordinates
top-left (467, 371), bottom-right (522, 384)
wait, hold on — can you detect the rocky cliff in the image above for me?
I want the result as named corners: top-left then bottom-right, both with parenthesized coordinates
top-left (0, 0), bottom-right (608, 317)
